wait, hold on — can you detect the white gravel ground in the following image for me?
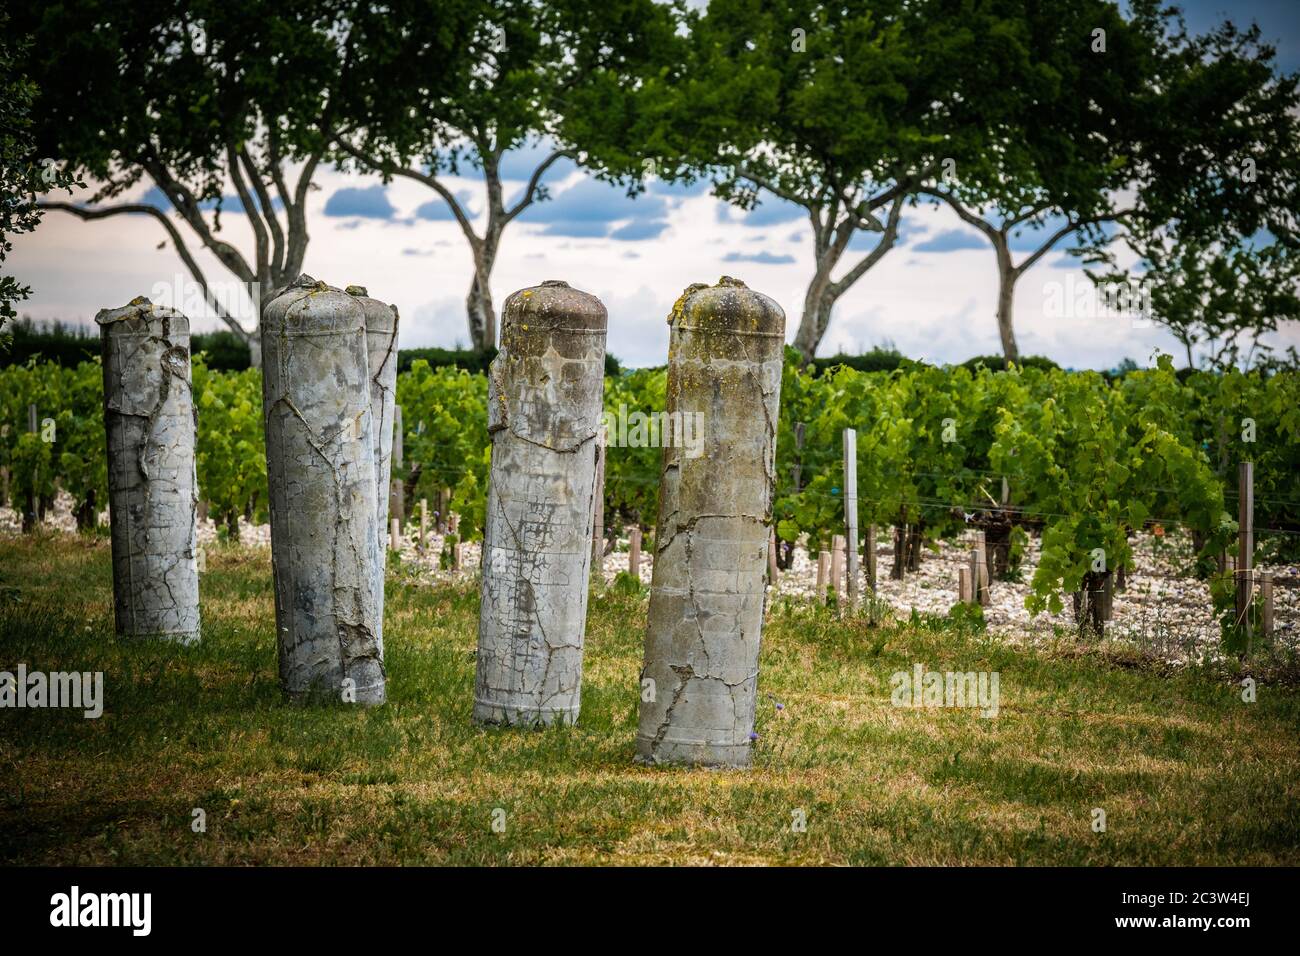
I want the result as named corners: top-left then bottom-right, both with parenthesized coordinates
top-left (7, 490), bottom-right (1296, 664)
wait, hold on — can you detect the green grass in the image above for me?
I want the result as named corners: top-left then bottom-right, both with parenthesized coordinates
top-left (1, 532), bottom-right (1298, 865)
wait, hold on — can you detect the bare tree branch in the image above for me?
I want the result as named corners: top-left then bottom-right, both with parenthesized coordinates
top-left (503, 149), bottom-right (573, 224)
top-left (227, 143), bottom-right (270, 286)
top-left (37, 200), bottom-right (252, 340)
top-left (238, 145), bottom-right (285, 280)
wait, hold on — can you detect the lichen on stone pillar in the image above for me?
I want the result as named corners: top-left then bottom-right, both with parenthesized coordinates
top-left (473, 280), bottom-right (607, 727)
top-left (261, 275), bottom-right (384, 705)
top-left (636, 277), bottom-right (785, 767)
top-left (97, 297), bottom-right (201, 643)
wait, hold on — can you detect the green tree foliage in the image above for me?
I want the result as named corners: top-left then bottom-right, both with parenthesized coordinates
top-left (335, 0), bottom-right (683, 350)
top-left (920, 0), bottom-right (1300, 364)
top-left (0, 12), bottom-right (80, 332)
top-left (663, 0), bottom-right (999, 360)
top-left (17, 0), bottom-right (400, 351)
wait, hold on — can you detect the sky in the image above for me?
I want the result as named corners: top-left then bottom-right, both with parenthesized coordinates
top-left (10, 0), bottom-right (1300, 370)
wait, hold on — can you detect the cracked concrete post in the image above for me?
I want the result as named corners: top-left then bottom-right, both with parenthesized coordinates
top-left (473, 280), bottom-right (607, 727)
top-left (348, 286), bottom-right (399, 655)
top-left (97, 297), bottom-right (201, 643)
top-left (261, 276), bottom-right (384, 705)
top-left (636, 277), bottom-right (785, 767)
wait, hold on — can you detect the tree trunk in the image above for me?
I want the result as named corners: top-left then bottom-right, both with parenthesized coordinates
top-left (261, 277), bottom-right (384, 704)
top-left (466, 270), bottom-right (496, 352)
top-left (891, 523), bottom-right (907, 580)
top-left (638, 278), bottom-right (784, 768)
top-left (995, 240), bottom-right (1020, 365)
top-left (75, 489), bottom-right (97, 532)
top-left (793, 293), bottom-right (828, 360)
top-left (97, 298), bottom-right (201, 643)
top-left (1072, 571), bottom-right (1108, 639)
top-left (985, 521), bottom-right (1011, 578)
top-left (474, 280), bottom-right (607, 727)
top-left (907, 522), bottom-right (924, 571)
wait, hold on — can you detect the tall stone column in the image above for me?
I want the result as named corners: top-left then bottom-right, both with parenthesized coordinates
top-left (261, 276), bottom-right (384, 704)
top-left (97, 297), bottom-right (201, 643)
top-left (636, 277), bottom-right (785, 767)
top-left (473, 280), bottom-right (607, 727)
top-left (348, 286), bottom-right (400, 654)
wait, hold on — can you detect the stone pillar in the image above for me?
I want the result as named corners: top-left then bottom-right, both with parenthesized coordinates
top-left (473, 280), bottom-right (607, 727)
top-left (97, 297), bottom-right (201, 643)
top-left (261, 276), bottom-right (383, 704)
top-left (636, 277), bottom-right (785, 767)
top-left (348, 286), bottom-right (399, 654)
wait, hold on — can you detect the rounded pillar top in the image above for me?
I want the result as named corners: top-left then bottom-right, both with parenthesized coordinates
top-left (261, 274), bottom-right (364, 335)
top-left (668, 276), bottom-right (785, 339)
top-left (95, 297), bottom-right (190, 336)
top-left (502, 280), bottom-right (607, 335)
top-left (347, 285), bottom-right (399, 335)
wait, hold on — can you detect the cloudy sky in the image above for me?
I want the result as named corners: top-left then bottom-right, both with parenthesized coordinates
top-left (11, 0), bottom-right (1300, 369)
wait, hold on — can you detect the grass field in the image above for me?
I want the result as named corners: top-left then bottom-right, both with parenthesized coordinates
top-left (1, 532), bottom-right (1298, 866)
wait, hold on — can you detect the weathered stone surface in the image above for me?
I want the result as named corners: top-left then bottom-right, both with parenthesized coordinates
top-left (97, 297), bottom-right (201, 643)
top-left (636, 277), bottom-right (785, 767)
top-left (261, 276), bottom-right (384, 704)
top-left (473, 280), bottom-right (607, 726)
top-left (348, 286), bottom-right (400, 655)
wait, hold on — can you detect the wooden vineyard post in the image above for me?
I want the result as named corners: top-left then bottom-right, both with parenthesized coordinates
top-left (390, 404), bottom-right (405, 529)
top-left (866, 524), bottom-right (877, 592)
top-left (975, 530), bottom-right (990, 605)
top-left (449, 513), bottom-right (461, 570)
top-left (1259, 569), bottom-right (1274, 641)
top-left (23, 403), bottom-right (38, 530)
top-left (767, 528), bottom-right (778, 587)
top-left (592, 424), bottom-right (606, 582)
top-left (830, 534), bottom-right (845, 605)
top-left (958, 566), bottom-right (972, 604)
top-left (629, 526), bottom-right (642, 579)
top-left (817, 549), bottom-right (830, 604)
top-left (1236, 461), bottom-right (1254, 652)
top-left (437, 488), bottom-right (449, 534)
top-left (843, 428), bottom-right (859, 610)
top-left (791, 422), bottom-right (806, 492)
top-left (390, 517), bottom-right (401, 553)
top-left (419, 498), bottom-right (428, 551)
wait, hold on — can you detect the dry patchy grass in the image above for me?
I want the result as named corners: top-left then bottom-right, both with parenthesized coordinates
top-left (1, 532), bottom-right (1297, 865)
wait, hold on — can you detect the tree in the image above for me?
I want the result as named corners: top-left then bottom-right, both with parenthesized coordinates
top-left (921, 0), bottom-right (1300, 364)
top-left (17, 1), bottom-right (448, 363)
top-left (661, 0), bottom-right (1011, 361)
top-left (0, 12), bottom-right (79, 334)
top-left (1097, 230), bottom-right (1300, 370)
top-left (332, 0), bottom-right (683, 351)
